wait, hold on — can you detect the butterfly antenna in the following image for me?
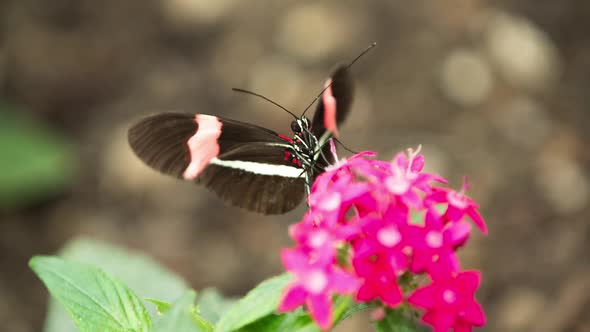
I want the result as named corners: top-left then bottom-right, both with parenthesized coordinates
top-left (314, 136), bottom-right (333, 167)
top-left (347, 42), bottom-right (378, 69)
top-left (301, 42), bottom-right (376, 117)
top-left (232, 88), bottom-right (298, 119)
top-left (333, 137), bottom-right (358, 154)
top-left (316, 148), bottom-right (332, 169)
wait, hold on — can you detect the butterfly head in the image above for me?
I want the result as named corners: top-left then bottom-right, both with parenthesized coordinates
top-left (290, 116), bottom-right (311, 135)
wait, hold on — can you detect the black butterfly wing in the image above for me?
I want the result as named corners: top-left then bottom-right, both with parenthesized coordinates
top-left (128, 113), bottom-right (305, 214)
top-left (310, 64), bottom-right (354, 139)
top-left (127, 113), bottom-right (195, 178)
top-left (201, 143), bottom-right (305, 214)
top-left (309, 65), bottom-right (354, 170)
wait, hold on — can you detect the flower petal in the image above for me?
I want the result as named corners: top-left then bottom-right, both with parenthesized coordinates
top-left (281, 248), bottom-right (309, 271)
top-left (422, 309), bottom-right (456, 332)
top-left (355, 280), bottom-right (378, 302)
top-left (329, 268), bottom-right (360, 294)
top-left (390, 250), bottom-right (409, 274)
top-left (461, 301), bottom-right (486, 326)
top-left (392, 152), bottom-right (409, 170)
top-left (411, 154), bottom-right (425, 172)
top-left (410, 249), bottom-right (430, 273)
top-left (278, 285), bottom-right (307, 312)
top-left (457, 271), bottom-right (481, 293)
top-left (445, 205), bottom-right (464, 223)
top-left (425, 190), bottom-right (448, 204)
top-left (308, 293), bottom-right (333, 330)
top-left (408, 284), bottom-right (437, 308)
top-left (379, 282), bottom-right (403, 307)
top-left (422, 208), bottom-right (438, 226)
top-left (403, 190), bottom-right (422, 209)
top-left (453, 318), bottom-right (474, 332)
top-left (445, 220), bottom-right (472, 248)
top-left (466, 206), bottom-right (488, 234)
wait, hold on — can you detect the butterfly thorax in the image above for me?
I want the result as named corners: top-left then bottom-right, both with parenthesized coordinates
top-left (285, 116), bottom-right (325, 175)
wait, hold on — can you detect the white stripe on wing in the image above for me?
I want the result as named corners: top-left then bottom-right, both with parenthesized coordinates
top-left (210, 158), bottom-right (304, 178)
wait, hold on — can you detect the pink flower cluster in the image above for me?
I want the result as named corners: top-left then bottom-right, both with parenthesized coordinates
top-left (278, 147), bottom-right (487, 331)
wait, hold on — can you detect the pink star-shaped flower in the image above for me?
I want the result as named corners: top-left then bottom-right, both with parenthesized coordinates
top-left (408, 271), bottom-right (486, 332)
top-left (426, 178), bottom-right (488, 234)
top-left (278, 248), bottom-right (359, 330)
top-left (289, 211), bottom-right (359, 256)
top-left (382, 147), bottom-right (447, 209)
top-left (351, 217), bottom-right (408, 306)
top-left (308, 174), bottom-right (371, 226)
top-left (405, 208), bottom-right (471, 276)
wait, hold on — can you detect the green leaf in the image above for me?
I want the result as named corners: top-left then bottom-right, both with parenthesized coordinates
top-left (152, 291), bottom-right (213, 332)
top-left (30, 256), bottom-right (152, 332)
top-left (374, 308), bottom-right (422, 332)
top-left (196, 289), bottom-right (236, 324)
top-left (0, 106), bottom-right (74, 209)
top-left (214, 274), bottom-right (292, 332)
top-left (43, 238), bottom-right (188, 332)
top-left (192, 311), bottom-right (216, 332)
top-left (234, 295), bottom-right (365, 332)
top-left (237, 310), bottom-right (318, 332)
top-left (146, 298), bottom-right (172, 314)
top-left (333, 296), bottom-right (373, 326)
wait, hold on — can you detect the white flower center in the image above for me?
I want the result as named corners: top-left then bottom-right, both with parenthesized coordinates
top-left (447, 191), bottom-right (468, 209)
top-left (377, 226), bottom-right (401, 248)
top-left (318, 192), bottom-right (342, 211)
top-left (303, 269), bottom-right (328, 294)
top-left (425, 230), bottom-right (443, 248)
top-left (386, 176), bottom-right (410, 195)
top-left (309, 230), bottom-right (329, 248)
top-left (442, 289), bottom-right (457, 304)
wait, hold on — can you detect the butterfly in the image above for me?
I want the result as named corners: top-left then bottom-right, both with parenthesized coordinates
top-left (128, 44), bottom-right (375, 214)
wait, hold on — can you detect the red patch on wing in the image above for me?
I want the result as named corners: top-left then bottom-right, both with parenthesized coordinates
top-left (278, 133), bottom-right (293, 143)
top-left (322, 79), bottom-right (339, 138)
top-left (183, 114), bottom-right (222, 180)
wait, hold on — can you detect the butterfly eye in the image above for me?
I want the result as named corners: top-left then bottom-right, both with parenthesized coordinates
top-left (291, 120), bottom-right (301, 133)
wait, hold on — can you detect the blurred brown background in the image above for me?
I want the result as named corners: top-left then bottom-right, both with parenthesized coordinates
top-left (1, 0), bottom-right (589, 331)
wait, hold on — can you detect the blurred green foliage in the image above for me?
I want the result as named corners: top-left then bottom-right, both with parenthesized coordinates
top-left (152, 291), bottom-right (213, 332)
top-left (196, 289), bottom-right (236, 325)
top-left (31, 256), bottom-right (154, 332)
top-left (214, 274), bottom-right (292, 332)
top-left (43, 238), bottom-right (189, 332)
top-left (0, 103), bottom-right (74, 209)
top-left (374, 308), bottom-right (422, 332)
